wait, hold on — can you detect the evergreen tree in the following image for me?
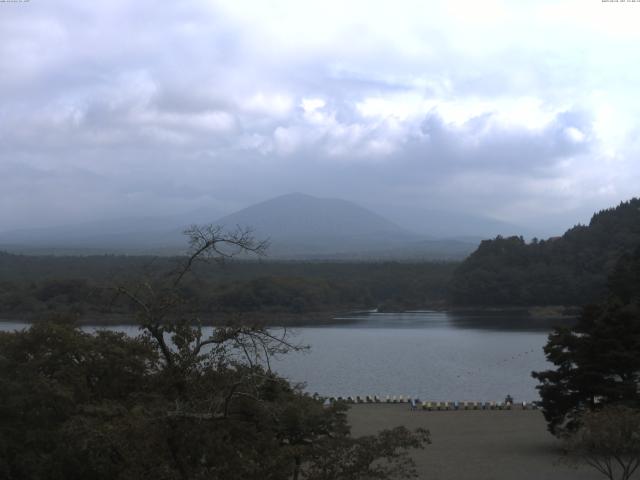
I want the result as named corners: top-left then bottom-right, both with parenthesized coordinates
top-left (532, 246), bottom-right (640, 435)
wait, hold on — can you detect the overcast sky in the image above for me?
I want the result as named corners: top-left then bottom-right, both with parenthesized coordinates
top-left (1, 0), bottom-right (639, 235)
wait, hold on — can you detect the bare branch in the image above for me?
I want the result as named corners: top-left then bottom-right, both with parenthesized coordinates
top-left (172, 224), bottom-right (268, 288)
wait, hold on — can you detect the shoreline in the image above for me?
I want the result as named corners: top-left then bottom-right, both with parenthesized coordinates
top-left (0, 305), bottom-right (579, 327)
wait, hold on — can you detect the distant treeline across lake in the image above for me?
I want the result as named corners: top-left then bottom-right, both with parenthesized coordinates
top-left (0, 254), bottom-right (456, 323)
top-left (1, 197), bottom-right (638, 324)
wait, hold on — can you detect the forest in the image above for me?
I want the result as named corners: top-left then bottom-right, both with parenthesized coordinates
top-left (0, 253), bottom-right (456, 324)
top-left (449, 198), bottom-right (640, 306)
top-left (1, 198), bottom-right (639, 324)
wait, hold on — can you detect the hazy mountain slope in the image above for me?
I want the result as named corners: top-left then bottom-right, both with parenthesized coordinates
top-left (0, 209), bottom-right (225, 252)
top-left (216, 193), bottom-right (411, 239)
top-left (0, 193), bottom-right (481, 259)
top-left (213, 193), bottom-right (440, 257)
top-left (373, 204), bottom-right (531, 239)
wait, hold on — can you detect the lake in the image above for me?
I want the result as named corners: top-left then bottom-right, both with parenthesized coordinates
top-left (0, 311), bottom-right (571, 403)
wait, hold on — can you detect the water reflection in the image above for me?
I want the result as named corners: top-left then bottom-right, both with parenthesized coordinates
top-left (274, 313), bottom-right (556, 401)
top-left (333, 310), bottom-right (576, 332)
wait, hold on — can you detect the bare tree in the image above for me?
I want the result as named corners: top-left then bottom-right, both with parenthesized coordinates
top-left (113, 224), bottom-right (300, 415)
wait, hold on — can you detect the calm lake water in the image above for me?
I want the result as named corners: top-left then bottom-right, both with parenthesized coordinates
top-left (0, 311), bottom-right (572, 402)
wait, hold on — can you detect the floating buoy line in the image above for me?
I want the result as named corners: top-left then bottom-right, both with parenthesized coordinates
top-left (316, 394), bottom-right (541, 411)
top-left (455, 348), bottom-right (539, 379)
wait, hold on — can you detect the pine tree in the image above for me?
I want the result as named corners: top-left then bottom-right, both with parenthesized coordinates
top-left (532, 246), bottom-right (640, 435)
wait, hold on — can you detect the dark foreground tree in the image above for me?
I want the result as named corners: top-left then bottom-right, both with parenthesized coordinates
top-left (0, 225), bottom-right (429, 480)
top-left (532, 246), bottom-right (640, 435)
top-left (563, 406), bottom-right (640, 480)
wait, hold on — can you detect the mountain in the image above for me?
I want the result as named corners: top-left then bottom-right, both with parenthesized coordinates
top-left (213, 193), bottom-right (478, 259)
top-left (215, 193), bottom-right (408, 251)
top-left (0, 193), bottom-right (479, 259)
top-left (217, 193), bottom-right (406, 238)
top-left (449, 198), bottom-right (640, 306)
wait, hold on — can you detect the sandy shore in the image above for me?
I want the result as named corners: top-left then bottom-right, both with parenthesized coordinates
top-left (348, 404), bottom-right (602, 480)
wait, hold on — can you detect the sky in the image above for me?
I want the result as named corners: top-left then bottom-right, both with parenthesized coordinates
top-left (1, 0), bottom-right (639, 236)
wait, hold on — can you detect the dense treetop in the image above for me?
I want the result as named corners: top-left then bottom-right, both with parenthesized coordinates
top-left (532, 246), bottom-right (640, 435)
top-left (450, 198), bottom-right (640, 306)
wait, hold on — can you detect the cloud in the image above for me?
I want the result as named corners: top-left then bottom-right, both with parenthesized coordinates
top-left (0, 0), bottom-right (639, 233)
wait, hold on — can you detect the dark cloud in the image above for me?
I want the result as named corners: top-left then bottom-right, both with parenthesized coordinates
top-left (0, 0), bottom-right (638, 233)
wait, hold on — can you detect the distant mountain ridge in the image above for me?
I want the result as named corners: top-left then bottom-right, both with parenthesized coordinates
top-left (216, 193), bottom-right (411, 240)
top-left (372, 204), bottom-right (531, 239)
top-left (213, 193), bottom-right (445, 258)
top-left (0, 193), bottom-right (483, 259)
top-left (449, 198), bottom-right (640, 306)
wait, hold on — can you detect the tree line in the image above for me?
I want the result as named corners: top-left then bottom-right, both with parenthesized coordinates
top-left (2, 197), bottom-right (640, 324)
top-left (449, 198), bottom-right (640, 306)
top-left (0, 254), bottom-right (455, 323)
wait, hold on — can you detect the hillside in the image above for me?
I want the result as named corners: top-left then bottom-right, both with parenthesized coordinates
top-left (373, 204), bottom-right (530, 239)
top-left (0, 194), bottom-right (478, 260)
top-left (215, 193), bottom-right (426, 257)
top-left (218, 193), bottom-right (407, 239)
top-left (449, 198), bottom-right (640, 306)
